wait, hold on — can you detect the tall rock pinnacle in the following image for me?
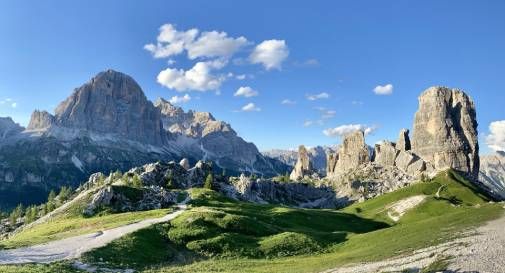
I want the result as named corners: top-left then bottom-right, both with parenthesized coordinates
top-left (411, 86), bottom-right (479, 178)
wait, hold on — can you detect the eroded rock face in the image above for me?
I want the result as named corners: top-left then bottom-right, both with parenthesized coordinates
top-left (397, 129), bottom-right (411, 151)
top-left (223, 174), bottom-right (344, 208)
top-left (289, 145), bottom-right (315, 180)
top-left (328, 131), bottom-right (370, 176)
top-left (374, 141), bottom-right (398, 167)
top-left (53, 70), bottom-right (165, 145)
top-left (479, 151), bottom-right (505, 199)
top-left (412, 87), bottom-right (479, 178)
top-left (0, 117), bottom-right (23, 139)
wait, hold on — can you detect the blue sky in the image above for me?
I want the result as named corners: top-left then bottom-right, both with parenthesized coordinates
top-left (0, 1), bottom-right (504, 153)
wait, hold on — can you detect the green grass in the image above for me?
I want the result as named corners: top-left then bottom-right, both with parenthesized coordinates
top-left (2, 170), bottom-right (503, 273)
top-left (81, 223), bottom-right (186, 269)
top-left (0, 262), bottom-right (83, 273)
top-left (0, 208), bottom-right (171, 249)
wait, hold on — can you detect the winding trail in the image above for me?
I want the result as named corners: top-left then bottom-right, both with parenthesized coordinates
top-left (0, 200), bottom-right (189, 265)
top-left (323, 208), bottom-right (505, 273)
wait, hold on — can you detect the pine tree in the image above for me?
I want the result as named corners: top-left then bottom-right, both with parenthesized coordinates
top-left (204, 173), bottom-right (213, 190)
top-left (132, 175), bottom-right (143, 188)
top-left (165, 173), bottom-right (174, 189)
top-left (58, 186), bottom-right (72, 202)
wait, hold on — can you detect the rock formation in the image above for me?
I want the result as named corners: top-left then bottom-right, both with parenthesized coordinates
top-left (51, 70), bottom-right (166, 145)
top-left (263, 146), bottom-right (334, 175)
top-left (0, 117), bottom-right (23, 140)
top-left (412, 87), bottom-right (479, 178)
top-left (373, 141), bottom-right (398, 167)
top-left (396, 129), bottom-right (411, 151)
top-left (479, 151), bottom-right (505, 199)
top-left (222, 174), bottom-right (343, 208)
top-left (289, 145), bottom-right (315, 180)
top-left (327, 131), bottom-right (370, 176)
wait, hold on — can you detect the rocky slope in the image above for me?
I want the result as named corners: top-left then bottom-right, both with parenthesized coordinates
top-left (479, 151), bottom-right (505, 199)
top-left (263, 145), bottom-right (334, 175)
top-left (0, 70), bottom-right (285, 208)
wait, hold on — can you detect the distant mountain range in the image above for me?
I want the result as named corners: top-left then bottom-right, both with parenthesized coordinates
top-left (0, 70), bottom-right (288, 208)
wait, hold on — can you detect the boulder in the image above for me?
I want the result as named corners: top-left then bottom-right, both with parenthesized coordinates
top-left (395, 150), bottom-right (416, 172)
top-left (412, 87), bottom-right (479, 178)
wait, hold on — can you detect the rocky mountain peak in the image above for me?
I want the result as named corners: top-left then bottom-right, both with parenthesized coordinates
top-left (0, 117), bottom-right (23, 139)
top-left (412, 86), bottom-right (479, 178)
top-left (26, 110), bottom-right (55, 131)
top-left (47, 70), bottom-right (165, 145)
top-left (289, 145), bottom-right (315, 180)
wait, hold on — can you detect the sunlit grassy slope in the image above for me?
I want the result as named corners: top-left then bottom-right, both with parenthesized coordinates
top-left (1, 170), bottom-right (502, 273)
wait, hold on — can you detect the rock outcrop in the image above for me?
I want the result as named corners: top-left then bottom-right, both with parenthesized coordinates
top-left (373, 141), bottom-right (398, 167)
top-left (289, 145), bottom-right (316, 180)
top-left (479, 151), bottom-right (505, 199)
top-left (412, 87), bottom-right (479, 178)
top-left (327, 131), bottom-right (370, 176)
top-left (263, 146), bottom-right (334, 175)
top-left (396, 129), bottom-right (411, 151)
top-left (222, 174), bottom-right (344, 208)
top-left (0, 117), bottom-right (23, 140)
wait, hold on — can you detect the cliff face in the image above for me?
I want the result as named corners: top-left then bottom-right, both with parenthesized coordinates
top-left (50, 70), bottom-right (166, 145)
top-left (327, 131), bottom-right (370, 176)
top-left (411, 87), bottom-right (479, 178)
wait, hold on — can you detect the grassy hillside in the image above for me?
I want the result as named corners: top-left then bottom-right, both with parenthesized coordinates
top-left (1, 170), bottom-right (502, 273)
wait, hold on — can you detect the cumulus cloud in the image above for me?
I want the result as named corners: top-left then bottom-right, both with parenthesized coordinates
top-left (156, 60), bottom-right (226, 92)
top-left (144, 24), bottom-right (247, 60)
top-left (249, 39), bottom-right (289, 70)
top-left (281, 99), bottom-right (296, 105)
top-left (169, 94), bottom-right (191, 104)
top-left (486, 120), bottom-right (505, 152)
top-left (234, 86), bottom-right (259, 98)
top-left (306, 92), bottom-right (330, 101)
top-left (323, 124), bottom-right (376, 138)
top-left (373, 84), bottom-right (393, 95)
top-left (241, 102), bottom-right (261, 112)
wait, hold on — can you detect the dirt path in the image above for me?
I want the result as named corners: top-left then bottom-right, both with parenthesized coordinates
top-left (0, 200), bottom-right (189, 265)
top-left (324, 208), bottom-right (505, 273)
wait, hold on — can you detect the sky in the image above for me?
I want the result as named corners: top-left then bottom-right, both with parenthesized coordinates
top-left (0, 0), bottom-right (504, 153)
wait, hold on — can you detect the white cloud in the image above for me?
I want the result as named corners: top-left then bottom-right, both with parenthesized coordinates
top-left (352, 100), bottom-right (364, 106)
top-left (167, 59), bottom-right (176, 65)
top-left (11, 102), bottom-right (17, 108)
top-left (144, 24), bottom-right (198, 58)
top-left (303, 120), bottom-right (314, 127)
top-left (306, 92), bottom-right (330, 101)
top-left (486, 120), bottom-right (505, 152)
top-left (235, 74), bottom-right (247, 80)
top-left (241, 102), bottom-right (261, 112)
top-left (281, 99), bottom-right (296, 105)
top-left (144, 24), bottom-right (248, 61)
top-left (373, 84), bottom-right (393, 95)
top-left (156, 60), bottom-right (226, 92)
top-left (323, 124), bottom-right (376, 138)
top-left (249, 39), bottom-right (289, 70)
top-left (186, 31), bottom-right (248, 60)
top-left (234, 86), bottom-right (259, 98)
top-left (169, 94), bottom-right (191, 104)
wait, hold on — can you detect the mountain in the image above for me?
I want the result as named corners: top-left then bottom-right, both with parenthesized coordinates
top-left (262, 145), bottom-right (335, 175)
top-left (0, 70), bottom-right (286, 208)
top-left (479, 151), bottom-right (505, 199)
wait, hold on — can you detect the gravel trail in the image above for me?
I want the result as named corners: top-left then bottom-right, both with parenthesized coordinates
top-left (0, 200), bottom-right (189, 264)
